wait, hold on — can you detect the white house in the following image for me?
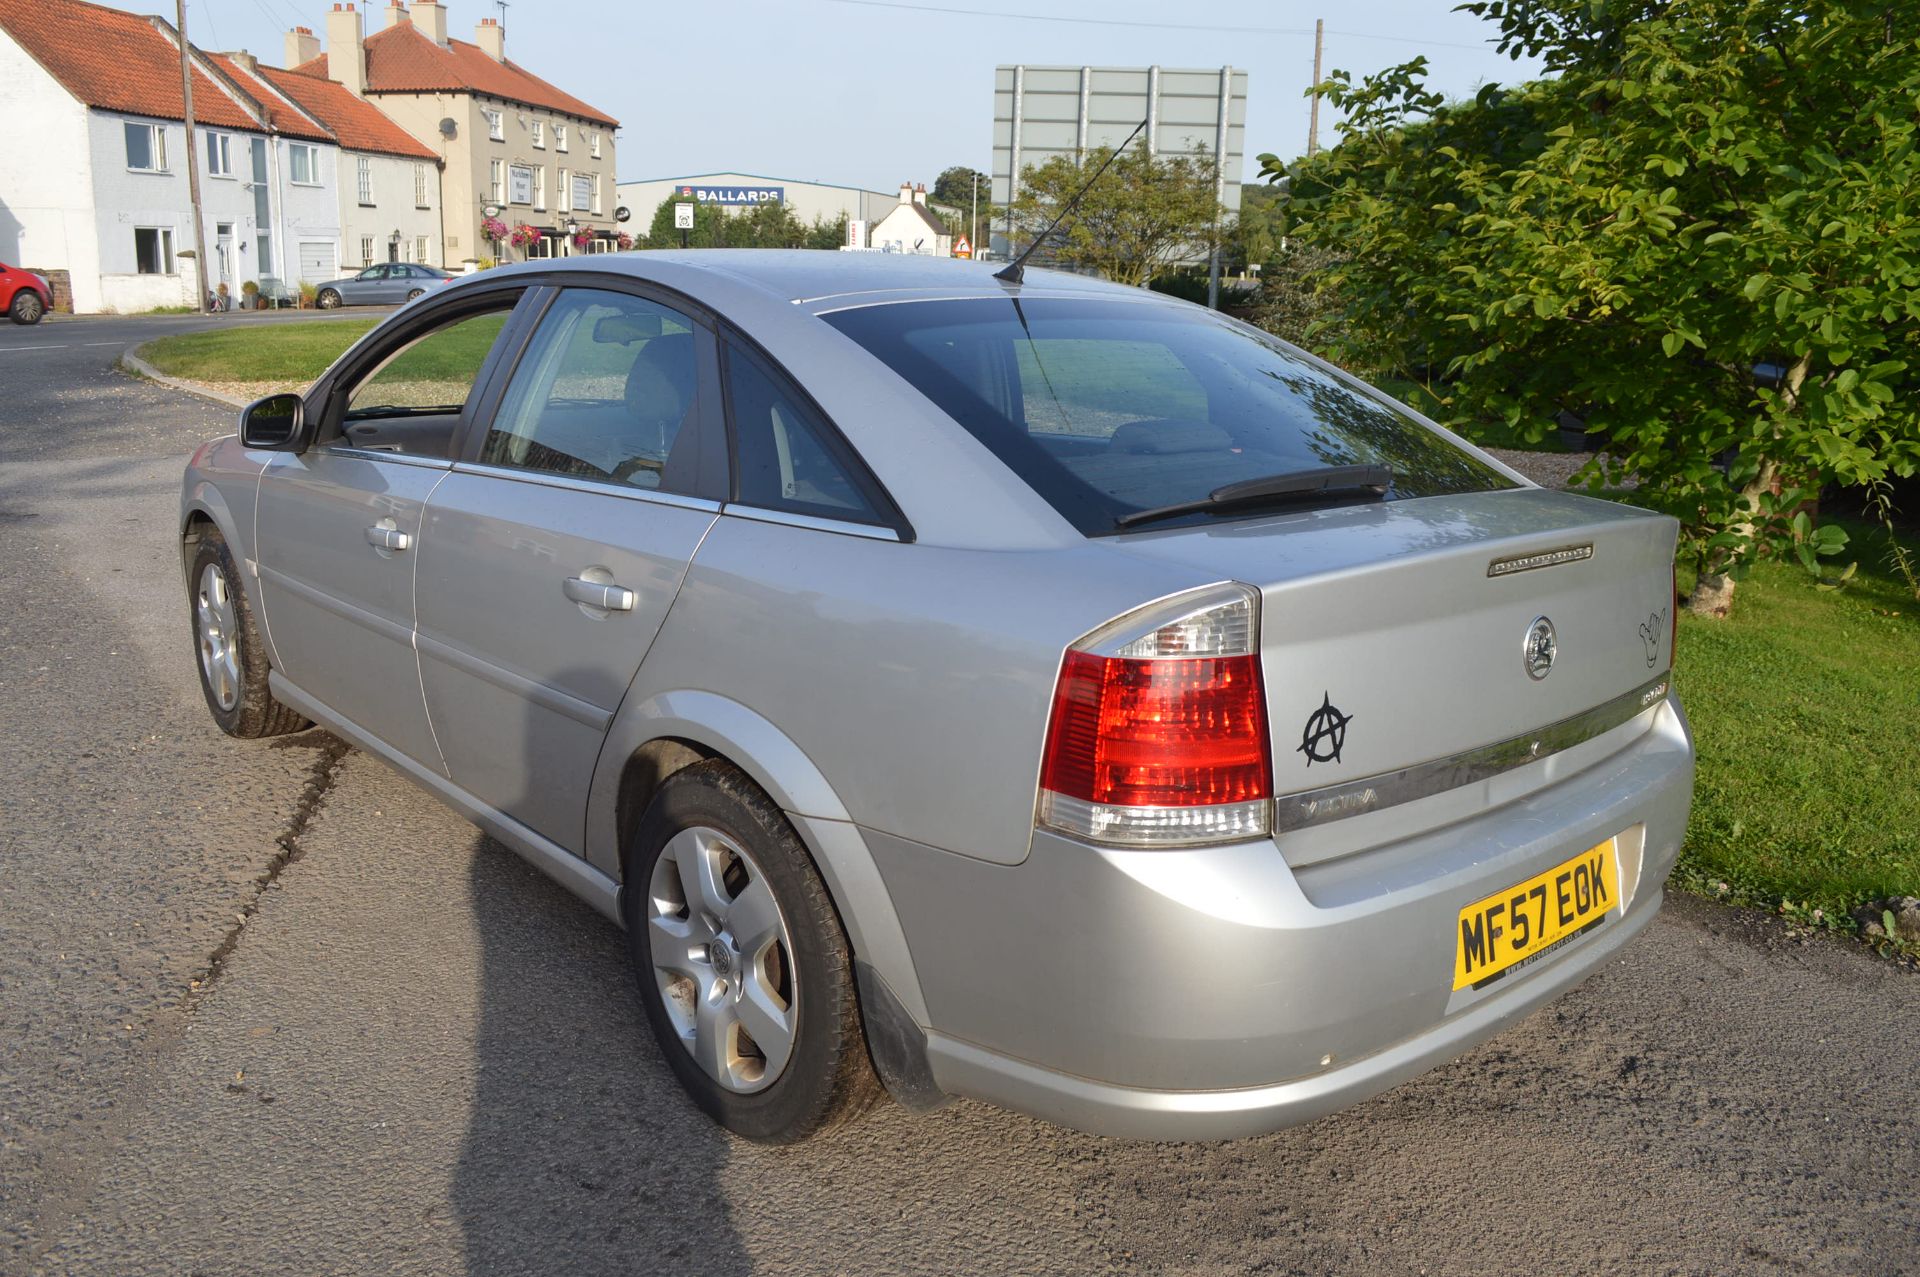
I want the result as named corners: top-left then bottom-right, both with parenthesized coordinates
top-left (868, 182), bottom-right (954, 257)
top-left (0, 0), bottom-right (349, 311)
top-left (214, 41), bottom-right (442, 272)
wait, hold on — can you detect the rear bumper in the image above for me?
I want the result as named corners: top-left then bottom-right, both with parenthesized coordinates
top-left (865, 696), bottom-right (1693, 1140)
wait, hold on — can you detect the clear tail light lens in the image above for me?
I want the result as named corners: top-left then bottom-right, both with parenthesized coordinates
top-left (1037, 585), bottom-right (1272, 848)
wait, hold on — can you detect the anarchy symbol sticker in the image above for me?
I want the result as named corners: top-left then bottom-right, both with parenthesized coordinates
top-left (1298, 692), bottom-right (1352, 766)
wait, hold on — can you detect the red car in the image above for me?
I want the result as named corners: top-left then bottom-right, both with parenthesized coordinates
top-left (1, 262), bottom-right (52, 325)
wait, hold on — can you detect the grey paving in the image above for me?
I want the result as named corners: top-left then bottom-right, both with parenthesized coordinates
top-left (2, 314), bottom-right (1916, 1276)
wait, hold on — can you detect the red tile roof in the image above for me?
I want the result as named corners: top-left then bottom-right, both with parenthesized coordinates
top-left (0, 0), bottom-right (265, 131)
top-left (292, 21), bottom-right (617, 128)
top-left (252, 59), bottom-right (438, 159)
top-left (204, 54), bottom-right (334, 143)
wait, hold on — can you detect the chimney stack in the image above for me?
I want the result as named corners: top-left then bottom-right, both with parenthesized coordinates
top-left (385, 0), bottom-right (405, 30)
top-left (325, 3), bottom-right (364, 96)
top-left (898, 181), bottom-right (914, 205)
top-left (284, 25), bottom-right (319, 67)
top-left (230, 49), bottom-right (258, 73)
top-left (409, 0), bottom-right (448, 46)
top-left (913, 182), bottom-right (928, 206)
top-left (475, 16), bottom-right (504, 60)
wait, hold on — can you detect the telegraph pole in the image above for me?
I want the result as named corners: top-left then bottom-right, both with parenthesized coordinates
top-left (176, 0), bottom-right (210, 312)
top-left (1306, 18), bottom-right (1325, 158)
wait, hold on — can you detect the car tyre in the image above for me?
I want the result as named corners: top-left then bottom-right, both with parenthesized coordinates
top-left (316, 288), bottom-right (342, 309)
top-left (10, 290), bottom-right (44, 325)
top-left (187, 527), bottom-right (309, 738)
top-left (406, 288), bottom-right (425, 301)
top-left (624, 759), bottom-right (882, 1143)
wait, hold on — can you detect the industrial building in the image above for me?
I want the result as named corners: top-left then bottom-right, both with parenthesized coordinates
top-left (614, 172), bottom-right (913, 238)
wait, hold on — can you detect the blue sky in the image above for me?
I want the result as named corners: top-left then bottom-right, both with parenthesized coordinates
top-left (146, 0), bottom-right (1546, 189)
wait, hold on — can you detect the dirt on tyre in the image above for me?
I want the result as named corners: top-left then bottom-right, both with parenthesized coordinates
top-left (10, 291), bottom-right (44, 325)
top-left (186, 527), bottom-right (309, 738)
top-left (625, 759), bottom-right (882, 1143)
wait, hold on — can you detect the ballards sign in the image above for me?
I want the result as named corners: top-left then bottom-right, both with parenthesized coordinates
top-left (678, 184), bottom-right (784, 205)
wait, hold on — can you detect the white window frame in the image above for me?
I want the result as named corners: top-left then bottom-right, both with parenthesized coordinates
top-left (589, 130), bottom-right (601, 159)
top-left (557, 167), bottom-right (570, 213)
top-left (415, 235), bottom-right (430, 266)
top-left (484, 108), bottom-right (504, 141)
top-left (356, 155), bottom-right (373, 206)
top-left (205, 131), bottom-right (232, 178)
top-left (532, 165), bottom-right (546, 211)
top-left (489, 158), bottom-right (505, 204)
top-left (288, 143), bottom-right (321, 186)
top-left (125, 121), bottom-right (167, 173)
top-left (360, 234), bottom-right (375, 267)
top-left (555, 123), bottom-right (568, 153)
top-left (414, 162), bottom-right (430, 208)
top-left (589, 174), bottom-right (601, 215)
top-left (133, 226), bottom-right (175, 274)
top-left (531, 120), bottom-right (544, 149)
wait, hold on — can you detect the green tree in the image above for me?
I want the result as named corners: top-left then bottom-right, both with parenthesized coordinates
top-left (1008, 143), bottom-right (1224, 287)
top-left (932, 165), bottom-right (988, 209)
top-left (1263, 0), bottom-right (1920, 616)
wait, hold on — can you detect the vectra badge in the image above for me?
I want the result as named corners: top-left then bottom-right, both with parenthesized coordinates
top-left (1523, 616), bottom-right (1558, 681)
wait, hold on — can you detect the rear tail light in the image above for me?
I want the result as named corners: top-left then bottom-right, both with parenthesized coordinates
top-left (1037, 584), bottom-right (1272, 848)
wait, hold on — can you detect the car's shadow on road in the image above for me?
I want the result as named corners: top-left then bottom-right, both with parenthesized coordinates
top-left (451, 832), bottom-right (750, 1277)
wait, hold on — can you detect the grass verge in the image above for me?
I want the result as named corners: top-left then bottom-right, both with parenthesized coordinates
top-left (1674, 518), bottom-right (1920, 948)
top-left (138, 319), bottom-right (379, 383)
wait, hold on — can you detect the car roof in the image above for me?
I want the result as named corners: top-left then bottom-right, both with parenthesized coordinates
top-left (460, 249), bottom-right (1156, 311)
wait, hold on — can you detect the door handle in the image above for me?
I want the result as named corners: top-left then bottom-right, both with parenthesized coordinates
top-left (366, 525), bottom-right (411, 552)
top-left (563, 576), bottom-right (636, 612)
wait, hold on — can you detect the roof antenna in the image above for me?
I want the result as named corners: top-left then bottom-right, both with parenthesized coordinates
top-left (995, 117), bottom-right (1147, 287)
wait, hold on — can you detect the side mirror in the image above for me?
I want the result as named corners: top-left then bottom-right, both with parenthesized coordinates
top-left (240, 392), bottom-right (304, 450)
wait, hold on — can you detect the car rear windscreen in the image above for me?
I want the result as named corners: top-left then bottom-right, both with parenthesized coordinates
top-left (822, 297), bottom-right (1516, 534)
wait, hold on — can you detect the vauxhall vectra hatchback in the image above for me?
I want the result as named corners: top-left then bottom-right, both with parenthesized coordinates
top-left (180, 252), bottom-right (1694, 1142)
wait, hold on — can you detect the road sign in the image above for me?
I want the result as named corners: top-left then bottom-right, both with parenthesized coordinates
top-left (673, 203), bottom-right (695, 231)
top-left (953, 235), bottom-right (973, 259)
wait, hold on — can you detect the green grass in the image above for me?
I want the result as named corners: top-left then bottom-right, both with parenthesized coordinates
top-left (1673, 519), bottom-right (1920, 931)
top-left (139, 319), bottom-right (380, 382)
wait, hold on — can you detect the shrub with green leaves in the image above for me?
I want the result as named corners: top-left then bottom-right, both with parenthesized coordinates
top-left (1263, 0), bottom-right (1920, 616)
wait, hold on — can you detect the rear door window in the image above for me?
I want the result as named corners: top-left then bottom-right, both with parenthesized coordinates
top-left (480, 287), bottom-right (704, 494)
top-left (723, 342), bottom-right (886, 526)
top-left (823, 297), bottom-right (1515, 534)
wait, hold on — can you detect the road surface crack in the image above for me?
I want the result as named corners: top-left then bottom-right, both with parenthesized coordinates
top-left (182, 731), bottom-right (350, 1010)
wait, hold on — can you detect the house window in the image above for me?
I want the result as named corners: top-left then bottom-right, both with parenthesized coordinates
top-left (509, 163), bottom-right (533, 206)
top-left (554, 124), bottom-right (567, 153)
top-left (125, 121), bottom-right (166, 172)
top-left (573, 173), bottom-right (594, 214)
top-left (205, 132), bottom-right (232, 177)
top-left (532, 165), bottom-right (546, 211)
top-left (557, 168), bottom-right (569, 212)
top-left (289, 143), bottom-right (320, 185)
top-left (356, 155), bottom-right (373, 205)
top-left (531, 120), bottom-right (544, 148)
top-left (414, 162), bottom-right (430, 208)
top-left (484, 108), bottom-right (504, 141)
top-left (415, 236), bottom-right (430, 265)
top-left (489, 158), bottom-right (504, 203)
top-left (589, 130), bottom-right (601, 159)
top-left (133, 227), bottom-right (174, 274)
top-left (361, 235), bottom-right (374, 266)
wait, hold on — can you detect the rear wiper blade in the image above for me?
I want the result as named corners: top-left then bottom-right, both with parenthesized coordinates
top-left (1114, 464), bottom-right (1394, 530)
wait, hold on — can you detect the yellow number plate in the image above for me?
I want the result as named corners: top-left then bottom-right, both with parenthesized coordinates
top-left (1454, 839), bottom-right (1619, 990)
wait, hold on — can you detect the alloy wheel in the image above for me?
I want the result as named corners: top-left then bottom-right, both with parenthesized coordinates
top-left (195, 562), bottom-right (241, 711)
top-left (646, 825), bottom-right (797, 1094)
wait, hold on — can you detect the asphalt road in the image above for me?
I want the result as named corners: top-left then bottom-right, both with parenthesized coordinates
top-left (1, 311), bottom-right (1916, 1276)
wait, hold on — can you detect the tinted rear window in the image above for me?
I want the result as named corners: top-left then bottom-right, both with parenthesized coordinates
top-left (823, 297), bottom-right (1514, 534)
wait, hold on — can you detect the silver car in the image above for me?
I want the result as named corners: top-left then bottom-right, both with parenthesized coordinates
top-left (314, 262), bottom-right (453, 308)
top-left (179, 252), bottom-right (1695, 1143)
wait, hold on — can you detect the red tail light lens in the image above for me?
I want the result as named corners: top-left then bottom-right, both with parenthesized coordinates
top-left (1037, 586), bottom-right (1273, 848)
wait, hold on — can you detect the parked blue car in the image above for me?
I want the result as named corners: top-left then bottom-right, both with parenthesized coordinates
top-left (314, 262), bottom-right (453, 308)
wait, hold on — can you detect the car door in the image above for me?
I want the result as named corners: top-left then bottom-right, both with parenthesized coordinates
top-left (414, 282), bottom-right (727, 852)
top-left (342, 265), bottom-right (385, 304)
top-left (253, 288), bottom-right (531, 770)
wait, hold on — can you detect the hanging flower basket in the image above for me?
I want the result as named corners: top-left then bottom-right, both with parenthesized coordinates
top-left (615, 232), bottom-right (634, 251)
top-left (480, 216), bottom-right (509, 244)
top-left (508, 223), bottom-right (541, 249)
top-left (571, 228), bottom-right (596, 251)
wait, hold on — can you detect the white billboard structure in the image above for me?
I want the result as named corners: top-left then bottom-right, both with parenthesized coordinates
top-left (990, 65), bottom-right (1249, 263)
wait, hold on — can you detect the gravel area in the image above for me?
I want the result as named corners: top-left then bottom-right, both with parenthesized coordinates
top-left (1483, 447), bottom-right (1603, 489)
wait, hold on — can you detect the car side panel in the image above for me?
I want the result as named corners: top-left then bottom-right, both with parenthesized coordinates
top-left (626, 513), bottom-right (1215, 867)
